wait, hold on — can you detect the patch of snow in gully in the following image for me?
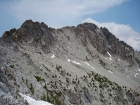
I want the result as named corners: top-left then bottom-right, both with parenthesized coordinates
top-left (118, 59), bottom-right (120, 61)
top-left (84, 61), bottom-right (94, 69)
top-left (66, 56), bottom-right (81, 65)
top-left (51, 54), bottom-right (55, 58)
top-left (108, 70), bottom-right (113, 73)
top-left (107, 51), bottom-right (112, 61)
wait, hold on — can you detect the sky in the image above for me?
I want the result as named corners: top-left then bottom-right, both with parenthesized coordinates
top-left (0, 0), bottom-right (140, 50)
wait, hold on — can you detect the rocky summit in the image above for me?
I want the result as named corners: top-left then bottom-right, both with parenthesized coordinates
top-left (0, 19), bottom-right (140, 105)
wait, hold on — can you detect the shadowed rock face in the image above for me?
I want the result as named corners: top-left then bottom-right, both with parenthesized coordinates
top-left (0, 20), bottom-right (140, 105)
top-left (76, 23), bottom-right (108, 55)
top-left (101, 27), bottom-right (134, 61)
top-left (2, 19), bottom-right (56, 53)
top-left (2, 28), bottom-right (17, 39)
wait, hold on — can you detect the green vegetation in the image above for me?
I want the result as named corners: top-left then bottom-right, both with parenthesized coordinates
top-left (109, 93), bottom-right (112, 96)
top-left (22, 63), bottom-right (140, 105)
top-left (29, 83), bottom-right (34, 94)
top-left (10, 65), bottom-right (14, 68)
top-left (34, 76), bottom-right (45, 82)
top-left (43, 85), bottom-right (62, 105)
top-left (14, 95), bottom-right (18, 99)
top-left (56, 65), bottom-right (62, 72)
top-left (25, 79), bottom-right (28, 85)
top-left (43, 84), bottom-right (47, 90)
top-left (22, 77), bottom-right (24, 82)
top-left (99, 59), bottom-right (105, 67)
top-left (43, 64), bottom-right (50, 72)
top-left (41, 94), bottom-right (47, 101)
top-left (54, 97), bottom-right (61, 105)
top-left (60, 70), bottom-right (66, 76)
top-left (35, 35), bottom-right (41, 42)
top-left (22, 77), bottom-right (34, 95)
top-left (35, 38), bottom-right (39, 42)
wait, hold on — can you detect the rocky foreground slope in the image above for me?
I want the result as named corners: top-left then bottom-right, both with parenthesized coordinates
top-left (0, 20), bottom-right (140, 105)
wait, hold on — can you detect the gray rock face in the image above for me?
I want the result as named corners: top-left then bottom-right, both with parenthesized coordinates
top-left (0, 66), bottom-right (27, 105)
top-left (0, 82), bottom-right (9, 93)
top-left (0, 20), bottom-right (140, 105)
top-left (101, 27), bottom-right (135, 63)
top-left (0, 93), bottom-right (28, 105)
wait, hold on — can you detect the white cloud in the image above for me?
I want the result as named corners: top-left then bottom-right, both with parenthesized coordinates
top-left (9, 0), bottom-right (128, 28)
top-left (82, 18), bottom-right (140, 50)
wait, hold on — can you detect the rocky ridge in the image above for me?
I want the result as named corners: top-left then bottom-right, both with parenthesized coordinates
top-left (0, 19), bottom-right (140, 105)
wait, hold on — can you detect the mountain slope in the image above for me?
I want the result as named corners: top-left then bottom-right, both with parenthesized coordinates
top-left (0, 20), bottom-right (140, 105)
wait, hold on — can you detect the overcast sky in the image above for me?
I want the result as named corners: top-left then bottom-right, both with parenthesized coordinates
top-left (0, 0), bottom-right (140, 50)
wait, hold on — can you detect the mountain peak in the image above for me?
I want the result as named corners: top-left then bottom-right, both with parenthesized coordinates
top-left (1, 20), bottom-right (136, 62)
top-left (21, 19), bottom-right (48, 29)
top-left (0, 20), bottom-right (140, 105)
top-left (79, 22), bottom-right (99, 30)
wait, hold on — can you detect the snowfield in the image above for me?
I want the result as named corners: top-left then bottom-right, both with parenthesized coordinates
top-left (19, 93), bottom-right (53, 105)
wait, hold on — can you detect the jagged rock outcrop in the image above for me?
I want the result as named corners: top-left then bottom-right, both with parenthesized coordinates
top-left (2, 28), bottom-right (17, 39)
top-left (76, 23), bottom-right (108, 55)
top-left (0, 20), bottom-right (140, 105)
top-left (101, 27), bottom-right (135, 63)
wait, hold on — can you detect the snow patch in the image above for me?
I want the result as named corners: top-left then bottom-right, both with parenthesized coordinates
top-left (19, 93), bottom-right (53, 105)
top-left (66, 56), bottom-right (70, 62)
top-left (138, 69), bottom-right (140, 71)
top-left (84, 61), bottom-right (90, 66)
top-left (67, 59), bottom-right (71, 62)
top-left (66, 57), bottom-right (81, 65)
top-left (104, 51), bottom-right (113, 61)
top-left (107, 51), bottom-right (112, 61)
top-left (84, 61), bottom-right (94, 69)
top-left (134, 73), bottom-right (138, 77)
top-left (108, 70), bottom-right (113, 73)
top-left (71, 60), bottom-right (81, 65)
top-left (118, 59), bottom-right (120, 61)
top-left (51, 54), bottom-right (55, 58)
